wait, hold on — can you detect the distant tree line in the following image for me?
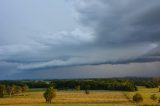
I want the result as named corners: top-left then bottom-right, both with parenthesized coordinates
top-left (50, 80), bottom-right (137, 91)
top-left (121, 77), bottom-right (160, 88)
top-left (0, 80), bottom-right (49, 88)
top-left (0, 77), bottom-right (159, 91)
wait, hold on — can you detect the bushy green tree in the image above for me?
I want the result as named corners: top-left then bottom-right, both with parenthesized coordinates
top-left (0, 84), bottom-right (5, 98)
top-left (43, 87), bottom-right (56, 103)
top-left (133, 93), bottom-right (143, 104)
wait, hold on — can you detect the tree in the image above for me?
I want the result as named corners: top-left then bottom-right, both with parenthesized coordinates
top-left (84, 85), bottom-right (90, 95)
top-left (75, 85), bottom-right (80, 91)
top-left (43, 87), bottom-right (56, 103)
top-left (150, 94), bottom-right (158, 102)
top-left (21, 85), bottom-right (28, 92)
top-left (85, 89), bottom-right (90, 95)
top-left (0, 84), bottom-right (5, 98)
top-left (6, 85), bottom-right (16, 96)
top-left (133, 93), bottom-right (143, 104)
top-left (15, 86), bottom-right (22, 94)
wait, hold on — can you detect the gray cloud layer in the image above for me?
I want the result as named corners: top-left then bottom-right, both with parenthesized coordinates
top-left (74, 0), bottom-right (160, 45)
top-left (0, 0), bottom-right (160, 78)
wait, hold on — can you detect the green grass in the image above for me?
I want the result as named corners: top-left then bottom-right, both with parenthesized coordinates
top-left (28, 88), bottom-right (46, 92)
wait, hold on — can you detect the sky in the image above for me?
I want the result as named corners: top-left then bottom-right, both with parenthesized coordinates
top-left (0, 0), bottom-right (160, 80)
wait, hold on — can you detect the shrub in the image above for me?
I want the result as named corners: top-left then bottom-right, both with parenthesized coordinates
top-left (43, 87), bottom-right (56, 103)
top-left (85, 89), bottom-right (90, 95)
top-left (133, 93), bottom-right (143, 103)
top-left (150, 94), bottom-right (158, 102)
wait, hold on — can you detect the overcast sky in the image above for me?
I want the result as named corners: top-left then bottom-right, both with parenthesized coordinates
top-left (0, 0), bottom-right (160, 80)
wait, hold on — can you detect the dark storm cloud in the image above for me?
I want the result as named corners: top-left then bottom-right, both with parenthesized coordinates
top-left (17, 56), bottom-right (160, 71)
top-left (9, 62), bottom-right (160, 80)
top-left (0, 0), bottom-right (160, 78)
top-left (103, 56), bottom-right (160, 65)
top-left (74, 0), bottom-right (160, 46)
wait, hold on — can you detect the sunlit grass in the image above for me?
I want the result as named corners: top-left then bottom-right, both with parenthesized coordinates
top-left (0, 87), bottom-right (159, 106)
top-left (0, 90), bottom-right (135, 106)
top-left (126, 86), bottom-right (160, 105)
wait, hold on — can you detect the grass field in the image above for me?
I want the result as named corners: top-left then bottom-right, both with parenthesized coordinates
top-left (126, 86), bottom-right (160, 106)
top-left (0, 87), bottom-right (159, 106)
